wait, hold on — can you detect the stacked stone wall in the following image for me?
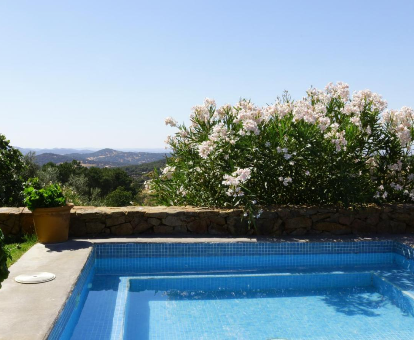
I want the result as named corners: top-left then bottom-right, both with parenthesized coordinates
top-left (1, 205), bottom-right (414, 237)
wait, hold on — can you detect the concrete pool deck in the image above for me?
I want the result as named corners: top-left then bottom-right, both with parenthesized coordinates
top-left (1, 235), bottom-right (414, 340)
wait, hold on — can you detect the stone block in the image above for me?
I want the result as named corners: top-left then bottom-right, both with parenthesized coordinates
top-left (154, 225), bottom-right (174, 233)
top-left (391, 213), bottom-right (411, 223)
top-left (187, 219), bottom-right (208, 234)
top-left (173, 226), bottom-right (188, 233)
top-left (228, 219), bottom-right (249, 235)
top-left (162, 216), bottom-right (183, 227)
top-left (389, 221), bottom-right (406, 234)
top-left (256, 219), bottom-right (279, 235)
top-left (338, 215), bottom-right (354, 226)
top-left (106, 215), bottom-right (126, 227)
top-left (290, 228), bottom-right (307, 236)
top-left (366, 214), bottom-right (380, 225)
top-left (148, 218), bottom-right (161, 226)
top-left (86, 222), bottom-right (105, 234)
top-left (111, 223), bottom-right (133, 236)
top-left (311, 213), bottom-right (331, 222)
top-left (351, 219), bottom-right (375, 234)
top-left (131, 219), bottom-right (152, 233)
top-left (208, 223), bottom-right (228, 235)
top-left (285, 217), bottom-right (312, 229)
top-left (208, 215), bottom-right (226, 225)
top-left (315, 222), bottom-right (351, 234)
top-left (377, 220), bottom-right (391, 233)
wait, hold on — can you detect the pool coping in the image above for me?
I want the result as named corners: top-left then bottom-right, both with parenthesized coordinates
top-left (1, 235), bottom-right (414, 340)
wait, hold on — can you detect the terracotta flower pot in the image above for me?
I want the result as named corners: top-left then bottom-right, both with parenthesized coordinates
top-left (33, 204), bottom-right (73, 243)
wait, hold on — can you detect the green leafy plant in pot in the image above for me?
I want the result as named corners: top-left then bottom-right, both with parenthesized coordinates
top-left (24, 178), bottom-right (73, 243)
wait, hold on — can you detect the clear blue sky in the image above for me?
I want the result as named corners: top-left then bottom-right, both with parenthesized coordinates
top-left (1, 0), bottom-right (413, 149)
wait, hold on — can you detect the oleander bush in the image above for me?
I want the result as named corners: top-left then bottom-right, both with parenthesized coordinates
top-left (0, 229), bottom-right (11, 288)
top-left (149, 82), bottom-right (414, 222)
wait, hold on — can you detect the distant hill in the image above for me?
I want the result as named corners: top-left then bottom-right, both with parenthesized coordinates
top-left (17, 147), bottom-right (95, 155)
top-left (34, 148), bottom-right (169, 168)
top-left (17, 147), bottom-right (169, 155)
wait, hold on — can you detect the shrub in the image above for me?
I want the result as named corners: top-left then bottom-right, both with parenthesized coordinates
top-left (0, 134), bottom-right (26, 207)
top-left (105, 187), bottom-right (133, 207)
top-left (24, 179), bottom-right (66, 211)
top-left (0, 229), bottom-right (11, 288)
top-left (150, 82), bottom-right (414, 223)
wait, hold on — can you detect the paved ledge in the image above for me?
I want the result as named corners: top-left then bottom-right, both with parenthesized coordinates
top-left (1, 235), bottom-right (414, 340)
top-left (0, 241), bottom-right (92, 340)
top-left (76, 234), bottom-right (414, 246)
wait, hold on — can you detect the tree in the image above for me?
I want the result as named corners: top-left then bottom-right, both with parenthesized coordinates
top-left (104, 187), bottom-right (132, 207)
top-left (0, 134), bottom-right (26, 207)
top-left (21, 151), bottom-right (40, 181)
top-left (56, 160), bottom-right (84, 183)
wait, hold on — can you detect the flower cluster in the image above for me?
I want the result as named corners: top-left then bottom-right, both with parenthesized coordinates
top-left (161, 166), bottom-right (175, 180)
top-left (383, 106), bottom-right (414, 147)
top-left (222, 168), bottom-right (252, 197)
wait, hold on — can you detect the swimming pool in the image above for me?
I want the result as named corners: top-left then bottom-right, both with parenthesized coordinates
top-left (49, 241), bottom-right (414, 340)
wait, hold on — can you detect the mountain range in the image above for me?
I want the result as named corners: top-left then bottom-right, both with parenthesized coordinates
top-left (17, 147), bottom-right (168, 155)
top-left (30, 148), bottom-right (169, 168)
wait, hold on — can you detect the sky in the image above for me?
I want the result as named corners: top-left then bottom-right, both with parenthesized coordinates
top-left (1, 0), bottom-right (413, 149)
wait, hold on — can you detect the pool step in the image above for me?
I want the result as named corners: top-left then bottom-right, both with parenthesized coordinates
top-left (128, 271), bottom-right (373, 292)
top-left (373, 269), bottom-right (414, 316)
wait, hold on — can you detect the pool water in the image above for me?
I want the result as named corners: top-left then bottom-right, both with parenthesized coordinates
top-left (50, 242), bottom-right (414, 340)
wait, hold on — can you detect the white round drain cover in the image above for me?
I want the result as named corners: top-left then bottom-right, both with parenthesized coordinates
top-left (15, 272), bottom-right (56, 284)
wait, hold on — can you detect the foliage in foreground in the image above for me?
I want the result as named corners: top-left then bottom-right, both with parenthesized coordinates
top-left (0, 229), bottom-right (11, 288)
top-left (4, 234), bottom-right (37, 268)
top-left (0, 134), bottom-right (26, 207)
top-left (150, 82), bottom-right (414, 221)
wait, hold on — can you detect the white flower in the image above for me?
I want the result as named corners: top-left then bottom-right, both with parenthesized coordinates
top-left (165, 117), bottom-right (177, 127)
top-left (210, 123), bottom-right (228, 141)
top-left (161, 166), bottom-right (175, 179)
top-left (350, 116), bottom-right (361, 127)
top-left (391, 182), bottom-right (403, 191)
top-left (388, 161), bottom-right (402, 172)
top-left (325, 82), bottom-right (350, 101)
top-left (242, 119), bottom-right (260, 135)
top-left (191, 105), bottom-right (210, 123)
top-left (284, 154), bottom-right (292, 160)
top-left (214, 104), bottom-right (233, 118)
top-left (179, 130), bottom-right (188, 138)
top-left (305, 171), bottom-right (310, 176)
top-left (265, 141), bottom-right (271, 147)
top-left (204, 98), bottom-right (216, 108)
top-left (283, 177), bottom-right (292, 186)
top-left (222, 168), bottom-right (252, 197)
top-left (177, 186), bottom-right (187, 197)
top-left (198, 141), bottom-right (214, 158)
top-left (144, 180), bottom-right (153, 191)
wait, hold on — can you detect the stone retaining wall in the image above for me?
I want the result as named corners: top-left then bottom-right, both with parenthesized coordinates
top-left (1, 205), bottom-right (414, 237)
